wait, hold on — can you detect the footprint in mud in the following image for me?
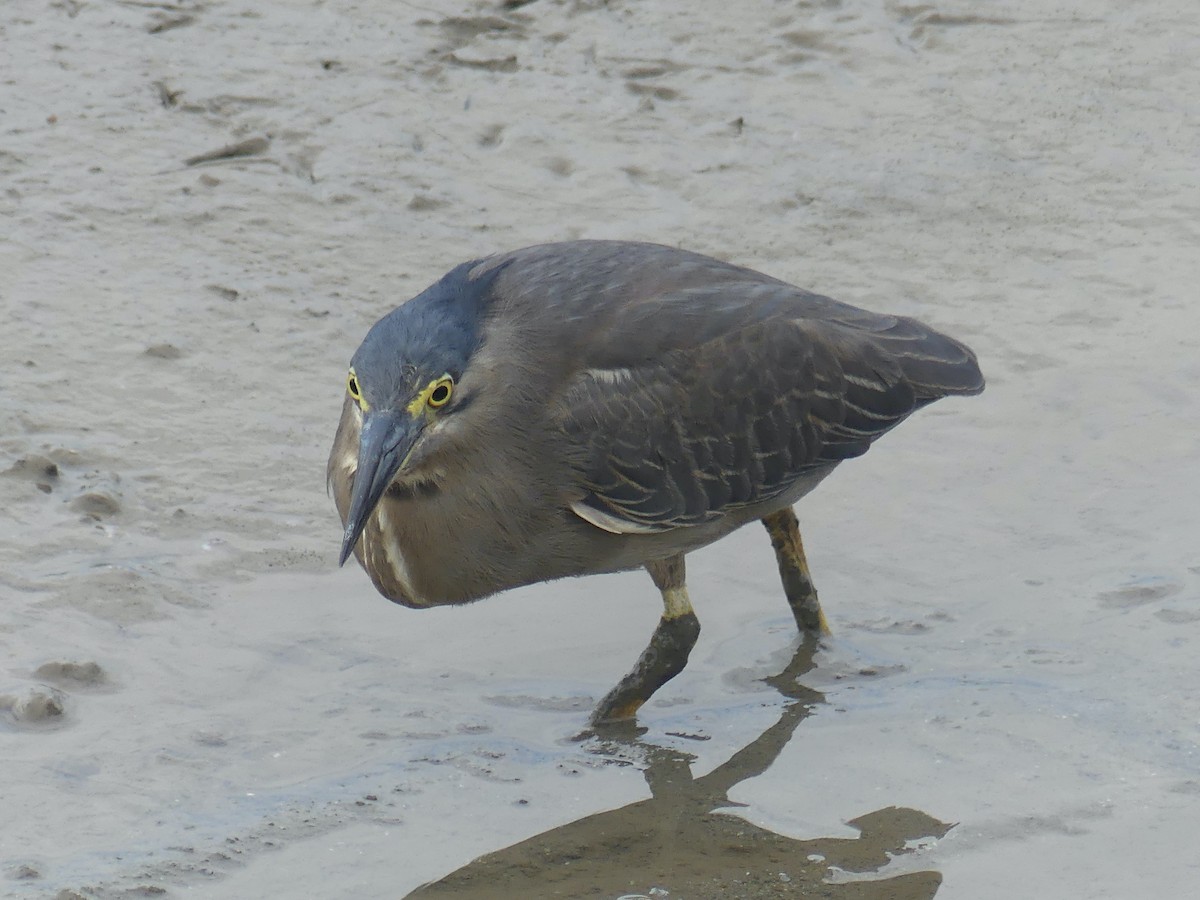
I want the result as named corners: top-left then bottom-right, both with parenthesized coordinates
top-left (144, 342), bottom-right (185, 359)
top-left (33, 659), bottom-right (110, 690)
top-left (622, 60), bottom-right (685, 102)
top-left (1156, 609), bottom-right (1200, 625)
top-left (626, 80), bottom-right (680, 102)
top-left (477, 123), bottom-right (505, 148)
top-left (543, 156), bottom-right (573, 177)
top-left (1096, 578), bottom-right (1181, 610)
top-left (408, 193), bottom-right (449, 212)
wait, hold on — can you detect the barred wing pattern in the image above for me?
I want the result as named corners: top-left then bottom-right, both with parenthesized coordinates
top-left (560, 298), bottom-right (981, 535)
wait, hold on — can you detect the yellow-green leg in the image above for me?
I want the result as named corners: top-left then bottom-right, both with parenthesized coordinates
top-left (762, 507), bottom-right (831, 636)
top-left (590, 554), bottom-right (701, 726)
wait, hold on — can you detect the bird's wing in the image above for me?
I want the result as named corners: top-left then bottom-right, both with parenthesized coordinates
top-left (555, 292), bottom-right (978, 535)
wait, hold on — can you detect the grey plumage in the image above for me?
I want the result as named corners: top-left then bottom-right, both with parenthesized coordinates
top-left (329, 240), bottom-right (983, 724)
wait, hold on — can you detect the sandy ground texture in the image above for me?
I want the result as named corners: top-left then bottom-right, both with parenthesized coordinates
top-left (2, 0), bottom-right (1199, 897)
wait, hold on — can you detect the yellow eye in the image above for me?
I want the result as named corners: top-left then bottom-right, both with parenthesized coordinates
top-left (427, 377), bottom-right (453, 408)
top-left (347, 370), bottom-right (362, 402)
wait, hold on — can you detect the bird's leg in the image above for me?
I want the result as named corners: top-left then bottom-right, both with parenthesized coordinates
top-left (590, 554), bottom-right (701, 726)
top-left (762, 508), bottom-right (831, 636)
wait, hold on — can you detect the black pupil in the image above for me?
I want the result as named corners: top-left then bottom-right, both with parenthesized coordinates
top-left (348, 377), bottom-right (358, 395)
top-left (431, 384), bottom-right (449, 404)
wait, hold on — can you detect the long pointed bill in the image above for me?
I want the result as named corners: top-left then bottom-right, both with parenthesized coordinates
top-left (338, 409), bottom-right (424, 566)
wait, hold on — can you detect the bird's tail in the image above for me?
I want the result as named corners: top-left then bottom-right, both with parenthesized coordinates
top-left (877, 315), bottom-right (985, 404)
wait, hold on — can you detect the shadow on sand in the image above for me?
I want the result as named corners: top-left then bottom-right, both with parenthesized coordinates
top-left (408, 639), bottom-right (953, 899)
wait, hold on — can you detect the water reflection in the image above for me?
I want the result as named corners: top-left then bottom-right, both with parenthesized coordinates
top-left (408, 639), bottom-right (952, 899)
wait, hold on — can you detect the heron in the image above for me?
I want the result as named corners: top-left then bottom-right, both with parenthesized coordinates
top-left (328, 240), bottom-right (983, 725)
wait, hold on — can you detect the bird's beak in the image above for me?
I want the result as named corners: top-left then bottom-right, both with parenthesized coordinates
top-left (338, 408), bottom-right (425, 566)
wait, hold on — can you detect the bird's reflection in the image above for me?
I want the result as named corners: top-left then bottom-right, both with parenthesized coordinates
top-left (408, 639), bottom-right (952, 899)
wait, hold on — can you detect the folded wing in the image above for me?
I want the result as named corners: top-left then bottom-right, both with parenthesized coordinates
top-left (556, 281), bottom-right (983, 534)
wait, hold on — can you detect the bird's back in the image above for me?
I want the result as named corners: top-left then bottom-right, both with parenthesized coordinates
top-left (480, 240), bottom-right (981, 395)
top-left (469, 240), bottom-right (984, 534)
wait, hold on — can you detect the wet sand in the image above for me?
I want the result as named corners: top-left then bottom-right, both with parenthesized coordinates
top-left (3, 0), bottom-right (1199, 897)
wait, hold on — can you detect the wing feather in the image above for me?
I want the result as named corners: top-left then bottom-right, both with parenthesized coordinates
top-left (494, 244), bottom-right (986, 534)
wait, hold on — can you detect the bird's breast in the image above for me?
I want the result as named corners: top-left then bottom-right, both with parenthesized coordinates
top-left (360, 502), bottom-right (432, 608)
top-left (360, 488), bottom-right (514, 608)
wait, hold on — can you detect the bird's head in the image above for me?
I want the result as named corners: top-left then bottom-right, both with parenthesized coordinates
top-left (336, 259), bottom-right (503, 566)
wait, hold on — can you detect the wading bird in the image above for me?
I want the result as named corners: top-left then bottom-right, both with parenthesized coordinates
top-left (329, 241), bottom-right (983, 725)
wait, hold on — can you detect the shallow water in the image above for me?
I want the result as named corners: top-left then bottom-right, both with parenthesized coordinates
top-left (3, 0), bottom-right (1199, 897)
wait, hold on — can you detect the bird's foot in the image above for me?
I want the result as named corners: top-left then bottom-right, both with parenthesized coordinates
top-left (588, 611), bottom-right (701, 728)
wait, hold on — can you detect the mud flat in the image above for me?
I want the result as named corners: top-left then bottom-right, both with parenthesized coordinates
top-left (2, 1), bottom-right (1198, 897)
